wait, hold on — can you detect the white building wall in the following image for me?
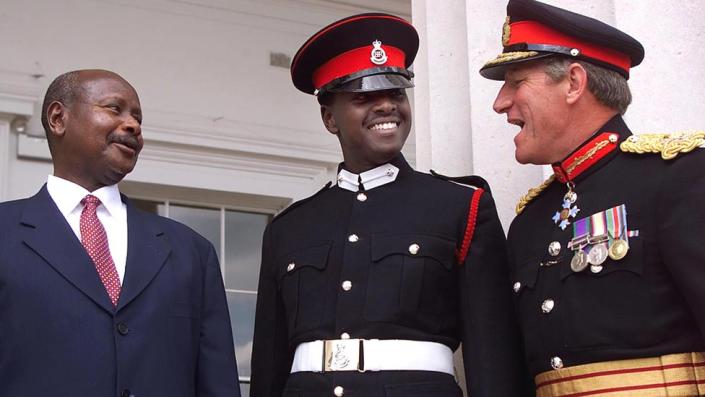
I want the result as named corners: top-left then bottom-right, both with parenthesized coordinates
top-left (0, 0), bottom-right (411, 207)
top-left (0, 0), bottom-right (702, 396)
top-left (413, 0), bottom-right (705, 229)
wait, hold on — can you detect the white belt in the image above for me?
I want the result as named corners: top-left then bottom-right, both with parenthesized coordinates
top-left (290, 339), bottom-right (454, 375)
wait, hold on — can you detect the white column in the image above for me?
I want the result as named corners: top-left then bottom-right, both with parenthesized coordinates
top-left (413, 0), bottom-right (570, 228)
top-left (411, 0), bottom-right (473, 175)
top-left (615, 0), bottom-right (705, 132)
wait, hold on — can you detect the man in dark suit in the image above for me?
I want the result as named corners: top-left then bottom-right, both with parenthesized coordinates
top-left (250, 13), bottom-right (529, 397)
top-left (480, 0), bottom-right (705, 396)
top-left (0, 69), bottom-right (240, 397)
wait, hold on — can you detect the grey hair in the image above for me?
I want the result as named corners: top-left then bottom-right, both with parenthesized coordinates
top-left (543, 56), bottom-right (632, 115)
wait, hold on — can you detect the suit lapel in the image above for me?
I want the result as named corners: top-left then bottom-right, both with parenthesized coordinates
top-left (117, 197), bottom-right (171, 311)
top-left (20, 185), bottom-right (115, 314)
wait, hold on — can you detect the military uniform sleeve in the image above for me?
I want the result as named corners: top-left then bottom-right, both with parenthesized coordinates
top-left (657, 152), bottom-right (705, 337)
top-left (250, 224), bottom-right (293, 397)
top-left (197, 242), bottom-right (241, 396)
top-left (458, 190), bottom-right (533, 396)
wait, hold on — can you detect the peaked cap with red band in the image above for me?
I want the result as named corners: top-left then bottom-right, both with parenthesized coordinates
top-left (291, 13), bottom-right (419, 95)
top-left (480, 0), bottom-right (645, 80)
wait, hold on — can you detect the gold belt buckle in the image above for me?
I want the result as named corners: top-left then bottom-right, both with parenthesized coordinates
top-left (323, 339), bottom-right (362, 372)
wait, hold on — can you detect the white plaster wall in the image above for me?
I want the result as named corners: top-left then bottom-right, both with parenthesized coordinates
top-left (0, 117), bottom-right (11, 200)
top-left (1, 0), bottom-right (702, 221)
top-left (0, 0), bottom-right (412, 206)
top-left (440, 0), bottom-right (704, 230)
top-left (616, 1), bottom-right (705, 132)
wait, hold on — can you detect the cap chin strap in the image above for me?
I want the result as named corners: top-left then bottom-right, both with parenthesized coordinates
top-left (501, 43), bottom-right (631, 78)
top-left (506, 43), bottom-right (582, 57)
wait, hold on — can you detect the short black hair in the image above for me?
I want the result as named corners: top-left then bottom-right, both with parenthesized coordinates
top-left (41, 71), bottom-right (82, 137)
top-left (316, 91), bottom-right (335, 106)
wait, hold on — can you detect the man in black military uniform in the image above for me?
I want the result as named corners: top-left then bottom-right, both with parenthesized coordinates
top-left (251, 13), bottom-right (529, 397)
top-left (480, 0), bottom-right (705, 396)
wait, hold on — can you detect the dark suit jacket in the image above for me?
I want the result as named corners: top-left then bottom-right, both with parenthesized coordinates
top-left (0, 185), bottom-right (240, 397)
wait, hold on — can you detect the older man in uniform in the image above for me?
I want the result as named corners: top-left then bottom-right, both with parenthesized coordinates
top-left (251, 13), bottom-right (529, 397)
top-left (480, 0), bottom-right (705, 396)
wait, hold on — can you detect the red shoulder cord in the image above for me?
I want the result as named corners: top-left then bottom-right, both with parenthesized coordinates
top-left (455, 188), bottom-right (485, 265)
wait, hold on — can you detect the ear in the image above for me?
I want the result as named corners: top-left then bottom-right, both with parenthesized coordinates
top-left (46, 101), bottom-right (68, 138)
top-left (320, 105), bottom-right (339, 135)
top-left (565, 62), bottom-right (588, 105)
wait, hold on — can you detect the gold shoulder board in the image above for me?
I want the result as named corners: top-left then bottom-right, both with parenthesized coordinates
top-left (620, 132), bottom-right (705, 160)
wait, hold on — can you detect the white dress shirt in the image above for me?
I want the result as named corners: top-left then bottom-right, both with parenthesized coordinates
top-left (46, 175), bottom-right (128, 284)
top-left (336, 163), bottom-right (400, 192)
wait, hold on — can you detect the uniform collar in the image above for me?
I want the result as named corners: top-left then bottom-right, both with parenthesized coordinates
top-left (551, 115), bottom-right (630, 184)
top-left (336, 154), bottom-right (412, 192)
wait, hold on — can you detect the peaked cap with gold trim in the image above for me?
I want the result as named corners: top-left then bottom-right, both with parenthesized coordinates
top-left (480, 0), bottom-right (645, 80)
top-left (291, 13), bottom-right (419, 96)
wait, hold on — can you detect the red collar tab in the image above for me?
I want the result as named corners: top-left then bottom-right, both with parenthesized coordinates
top-left (552, 132), bottom-right (619, 183)
top-left (507, 20), bottom-right (632, 74)
top-left (312, 43), bottom-right (406, 90)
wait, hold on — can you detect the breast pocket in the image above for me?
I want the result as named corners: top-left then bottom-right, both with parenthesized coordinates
top-left (365, 233), bottom-right (457, 332)
top-left (559, 238), bottom-right (652, 350)
top-left (277, 242), bottom-right (332, 334)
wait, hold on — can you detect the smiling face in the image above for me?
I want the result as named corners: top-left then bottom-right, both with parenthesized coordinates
top-left (48, 70), bottom-right (143, 191)
top-left (493, 61), bottom-right (572, 165)
top-left (321, 88), bottom-right (411, 173)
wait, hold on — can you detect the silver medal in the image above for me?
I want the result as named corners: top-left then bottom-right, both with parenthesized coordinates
top-left (587, 243), bottom-right (608, 265)
top-left (570, 250), bottom-right (588, 272)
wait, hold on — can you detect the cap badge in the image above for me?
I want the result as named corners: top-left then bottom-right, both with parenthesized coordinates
top-left (370, 40), bottom-right (388, 65)
top-left (502, 16), bottom-right (511, 46)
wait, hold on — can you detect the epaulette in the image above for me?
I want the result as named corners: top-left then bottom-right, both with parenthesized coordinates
top-left (515, 175), bottom-right (555, 215)
top-left (272, 181), bottom-right (332, 221)
top-left (429, 170), bottom-right (489, 193)
top-left (620, 132), bottom-right (705, 160)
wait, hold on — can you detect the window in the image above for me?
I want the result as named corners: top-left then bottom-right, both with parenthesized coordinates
top-left (132, 199), bottom-right (270, 396)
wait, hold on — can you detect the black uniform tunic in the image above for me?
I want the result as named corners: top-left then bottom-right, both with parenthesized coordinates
top-left (508, 115), bottom-right (705, 377)
top-left (251, 155), bottom-right (528, 397)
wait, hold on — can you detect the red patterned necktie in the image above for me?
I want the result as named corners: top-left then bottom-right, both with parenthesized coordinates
top-left (80, 195), bottom-right (121, 307)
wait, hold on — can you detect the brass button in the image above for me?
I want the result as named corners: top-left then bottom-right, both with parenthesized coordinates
top-left (408, 243), bottom-right (420, 255)
top-left (340, 332), bottom-right (350, 340)
top-left (286, 263), bottom-right (295, 272)
top-left (548, 241), bottom-right (561, 257)
top-left (609, 134), bottom-right (619, 143)
top-left (357, 193), bottom-right (367, 202)
top-left (341, 280), bottom-right (352, 291)
top-left (541, 299), bottom-right (555, 314)
top-left (348, 234), bottom-right (359, 243)
top-left (551, 356), bottom-right (564, 369)
top-left (334, 386), bottom-right (344, 397)
top-left (513, 282), bottom-right (522, 293)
